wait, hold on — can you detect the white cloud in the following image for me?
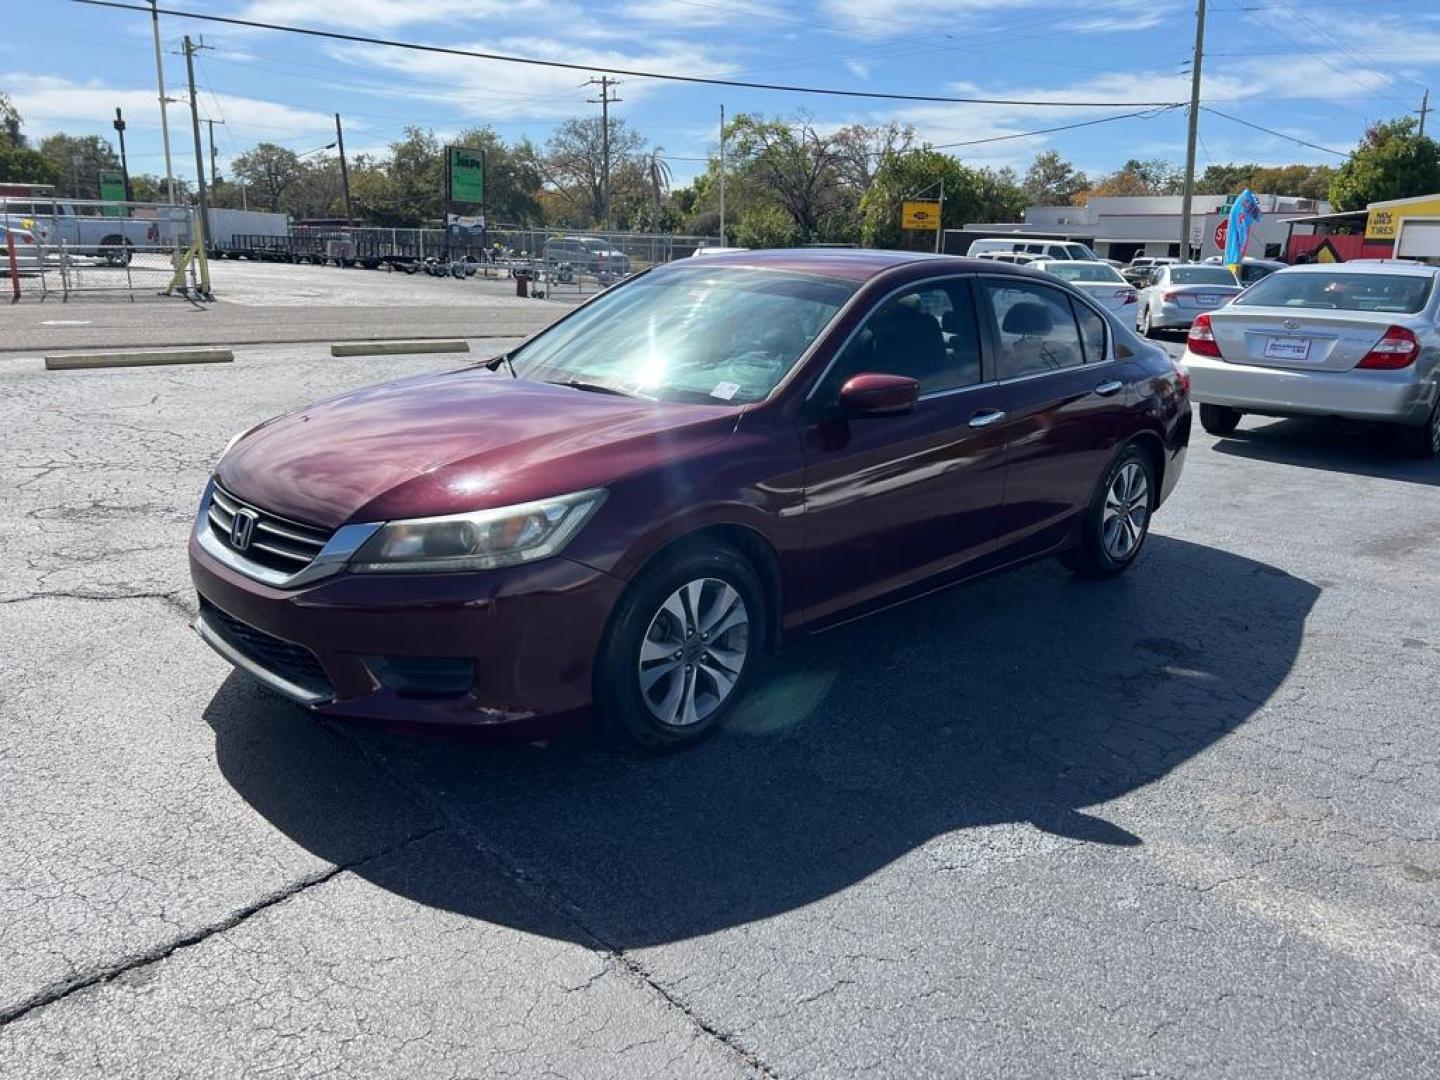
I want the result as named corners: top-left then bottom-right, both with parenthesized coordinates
top-left (2, 72), bottom-right (339, 144)
top-left (845, 59), bottom-right (870, 80)
top-left (235, 0), bottom-right (547, 31)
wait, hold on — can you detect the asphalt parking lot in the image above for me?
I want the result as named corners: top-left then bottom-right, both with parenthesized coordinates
top-left (1, 330), bottom-right (1437, 1077)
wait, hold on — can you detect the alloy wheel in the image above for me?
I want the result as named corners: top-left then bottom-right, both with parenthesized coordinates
top-left (1102, 461), bottom-right (1150, 561)
top-left (637, 577), bottom-right (750, 727)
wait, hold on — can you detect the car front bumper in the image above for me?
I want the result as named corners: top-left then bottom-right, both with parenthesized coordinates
top-left (190, 532), bottom-right (627, 740)
top-left (1184, 350), bottom-right (1435, 425)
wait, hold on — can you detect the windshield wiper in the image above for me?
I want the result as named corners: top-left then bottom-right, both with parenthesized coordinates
top-left (485, 352), bottom-right (518, 378)
top-left (551, 379), bottom-right (634, 397)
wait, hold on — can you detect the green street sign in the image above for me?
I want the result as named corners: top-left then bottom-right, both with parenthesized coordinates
top-left (448, 146), bottom-right (484, 205)
top-left (99, 168), bottom-right (127, 217)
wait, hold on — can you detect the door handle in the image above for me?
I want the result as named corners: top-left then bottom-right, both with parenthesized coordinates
top-left (1093, 380), bottom-right (1124, 397)
top-left (968, 408), bottom-right (1007, 428)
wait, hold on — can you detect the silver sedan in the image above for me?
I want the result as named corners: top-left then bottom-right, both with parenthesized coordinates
top-left (1137, 263), bottom-right (1243, 336)
top-left (1183, 262), bottom-right (1440, 457)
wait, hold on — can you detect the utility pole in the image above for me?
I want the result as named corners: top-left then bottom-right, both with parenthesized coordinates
top-left (183, 35), bottom-right (213, 268)
top-left (1178, 0), bottom-right (1207, 262)
top-left (205, 117), bottom-right (225, 191)
top-left (585, 76), bottom-right (621, 230)
top-left (719, 104), bottom-right (726, 243)
top-left (1419, 89), bottom-right (1432, 138)
top-left (335, 113), bottom-right (353, 223)
top-left (112, 108), bottom-right (133, 201)
top-left (149, 0), bottom-right (176, 203)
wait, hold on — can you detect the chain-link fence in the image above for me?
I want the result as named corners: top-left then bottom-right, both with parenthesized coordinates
top-left (0, 198), bottom-right (205, 300)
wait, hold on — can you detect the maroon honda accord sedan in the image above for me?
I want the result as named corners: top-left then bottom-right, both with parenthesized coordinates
top-left (191, 249), bottom-right (1190, 751)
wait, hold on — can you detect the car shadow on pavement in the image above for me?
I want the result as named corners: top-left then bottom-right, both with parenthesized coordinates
top-left (204, 535), bottom-right (1318, 948)
top-left (1210, 417), bottom-right (1439, 485)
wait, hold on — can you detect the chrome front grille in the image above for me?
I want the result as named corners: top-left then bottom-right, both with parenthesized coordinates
top-left (207, 484), bottom-right (334, 577)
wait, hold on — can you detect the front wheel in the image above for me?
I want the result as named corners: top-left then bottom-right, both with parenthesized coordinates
top-left (1397, 398), bottom-right (1440, 459)
top-left (1199, 403), bottom-right (1242, 436)
top-left (596, 545), bottom-right (763, 753)
top-left (1063, 444), bottom-right (1156, 579)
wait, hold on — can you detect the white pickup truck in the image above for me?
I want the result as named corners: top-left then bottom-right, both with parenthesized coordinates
top-left (0, 199), bottom-right (186, 266)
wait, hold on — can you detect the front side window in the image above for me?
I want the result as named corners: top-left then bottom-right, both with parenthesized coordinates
top-left (818, 279), bottom-right (982, 399)
top-left (508, 266), bottom-right (856, 404)
top-left (982, 280), bottom-right (1086, 379)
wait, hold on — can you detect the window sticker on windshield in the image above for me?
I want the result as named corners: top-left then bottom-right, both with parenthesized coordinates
top-left (711, 381), bottom-right (741, 401)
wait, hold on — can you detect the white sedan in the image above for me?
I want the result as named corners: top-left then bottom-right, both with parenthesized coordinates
top-left (1136, 263), bottom-right (1243, 335)
top-left (1030, 259), bottom-right (1138, 316)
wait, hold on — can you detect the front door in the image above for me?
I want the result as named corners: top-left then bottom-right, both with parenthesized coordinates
top-left (799, 276), bottom-right (1009, 625)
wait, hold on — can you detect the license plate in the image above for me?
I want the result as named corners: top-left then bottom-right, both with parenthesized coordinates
top-left (1195, 294), bottom-right (1222, 305)
top-left (1264, 336), bottom-right (1311, 361)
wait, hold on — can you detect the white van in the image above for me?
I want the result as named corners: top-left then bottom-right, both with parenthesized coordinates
top-left (967, 237), bottom-right (1100, 261)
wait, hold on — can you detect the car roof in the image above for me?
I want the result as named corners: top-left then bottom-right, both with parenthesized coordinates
top-left (668, 247), bottom-right (1037, 283)
top-left (1034, 259), bottom-right (1112, 267)
top-left (1276, 261), bottom-right (1440, 277)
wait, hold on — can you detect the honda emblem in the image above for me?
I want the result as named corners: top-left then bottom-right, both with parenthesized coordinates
top-left (230, 508), bottom-right (257, 552)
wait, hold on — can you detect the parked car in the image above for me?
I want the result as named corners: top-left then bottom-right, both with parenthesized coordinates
top-left (191, 249), bottom-right (1190, 751)
top-left (1184, 262), bottom-right (1440, 457)
top-left (1031, 259), bottom-right (1138, 315)
top-left (0, 224), bottom-right (42, 275)
top-left (974, 251), bottom-right (1044, 264)
top-left (0, 198), bottom-right (179, 266)
top-left (544, 235), bottom-right (632, 276)
top-left (1123, 256), bottom-right (1179, 287)
top-left (1233, 258), bottom-right (1287, 286)
top-left (1136, 263), bottom-right (1243, 336)
top-left (967, 238), bottom-right (1100, 261)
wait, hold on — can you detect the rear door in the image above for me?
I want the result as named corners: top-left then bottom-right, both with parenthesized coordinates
top-left (977, 276), bottom-right (1136, 558)
top-left (799, 275), bottom-right (1009, 624)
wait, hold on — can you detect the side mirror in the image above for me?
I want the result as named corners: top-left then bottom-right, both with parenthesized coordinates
top-left (838, 373), bottom-right (920, 417)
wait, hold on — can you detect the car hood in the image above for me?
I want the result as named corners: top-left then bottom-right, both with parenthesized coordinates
top-left (217, 367), bottom-right (739, 529)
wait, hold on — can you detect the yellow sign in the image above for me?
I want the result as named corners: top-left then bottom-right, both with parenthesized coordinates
top-left (1365, 195), bottom-right (1440, 240)
top-left (902, 200), bottom-right (941, 230)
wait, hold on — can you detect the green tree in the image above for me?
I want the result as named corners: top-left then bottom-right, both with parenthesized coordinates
top-left (231, 142), bottom-right (305, 213)
top-left (1, 91), bottom-right (23, 149)
top-left (1022, 150), bottom-right (1088, 205)
top-left (1329, 117), bottom-right (1440, 211)
top-left (452, 126), bottom-right (543, 225)
top-left (732, 203), bottom-right (801, 248)
top-left (1196, 162), bottom-right (1335, 201)
top-left (1074, 158), bottom-right (1183, 203)
top-left (38, 133), bottom-right (121, 199)
top-left (0, 143), bottom-right (62, 186)
top-left (860, 150), bottom-right (1025, 249)
top-left (541, 116), bottom-right (646, 227)
top-left (726, 113), bottom-right (845, 240)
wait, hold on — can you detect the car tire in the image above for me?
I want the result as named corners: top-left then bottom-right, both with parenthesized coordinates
top-left (1062, 443), bottom-right (1156, 579)
top-left (100, 237), bottom-right (132, 267)
top-left (1199, 403), bottom-right (1242, 436)
top-left (595, 544), bottom-right (764, 753)
top-left (1139, 307), bottom-right (1154, 337)
top-left (1398, 398), bottom-right (1440, 459)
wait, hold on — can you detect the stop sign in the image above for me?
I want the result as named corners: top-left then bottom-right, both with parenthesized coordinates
top-left (1214, 218), bottom-right (1229, 251)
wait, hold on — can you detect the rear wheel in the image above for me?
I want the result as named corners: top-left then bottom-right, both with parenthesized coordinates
top-left (1199, 403), bottom-right (1242, 436)
top-left (596, 545), bottom-right (762, 753)
top-left (1138, 306), bottom-right (1154, 337)
top-left (100, 236), bottom-right (132, 267)
top-left (1063, 444), bottom-right (1155, 579)
top-left (1398, 399), bottom-right (1440, 459)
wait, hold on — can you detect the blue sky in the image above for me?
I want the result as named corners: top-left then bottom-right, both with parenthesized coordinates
top-left (7, 0), bottom-right (1440, 191)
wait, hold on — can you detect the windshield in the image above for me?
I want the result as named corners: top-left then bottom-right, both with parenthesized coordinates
top-left (1171, 266), bottom-right (1238, 285)
top-left (1234, 271), bottom-right (1434, 313)
top-left (507, 267), bottom-right (857, 403)
top-left (1045, 262), bottom-right (1126, 284)
top-left (1070, 244), bottom-right (1101, 261)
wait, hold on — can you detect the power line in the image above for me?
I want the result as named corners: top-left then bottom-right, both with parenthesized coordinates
top-left (927, 106), bottom-right (1179, 150)
top-left (68, 0), bottom-right (1181, 108)
top-left (1200, 107), bottom-right (1350, 157)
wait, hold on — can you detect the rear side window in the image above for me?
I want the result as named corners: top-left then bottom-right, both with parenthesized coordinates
top-left (1071, 300), bottom-right (1108, 363)
top-left (981, 280), bottom-right (1086, 379)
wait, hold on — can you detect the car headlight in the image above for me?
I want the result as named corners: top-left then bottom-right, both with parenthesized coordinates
top-left (349, 489), bottom-right (607, 573)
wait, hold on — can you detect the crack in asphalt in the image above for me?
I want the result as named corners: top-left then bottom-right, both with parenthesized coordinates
top-left (0, 825), bottom-right (444, 1030)
top-left (0, 591), bottom-right (193, 619)
top-left (334, 731), bottom-right (783, 1080)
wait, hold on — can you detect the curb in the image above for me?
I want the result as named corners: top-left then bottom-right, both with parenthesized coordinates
top-left (330, 339), bottom-right (471, 357)
top-left (45, 348), bottom-right (235, 371)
